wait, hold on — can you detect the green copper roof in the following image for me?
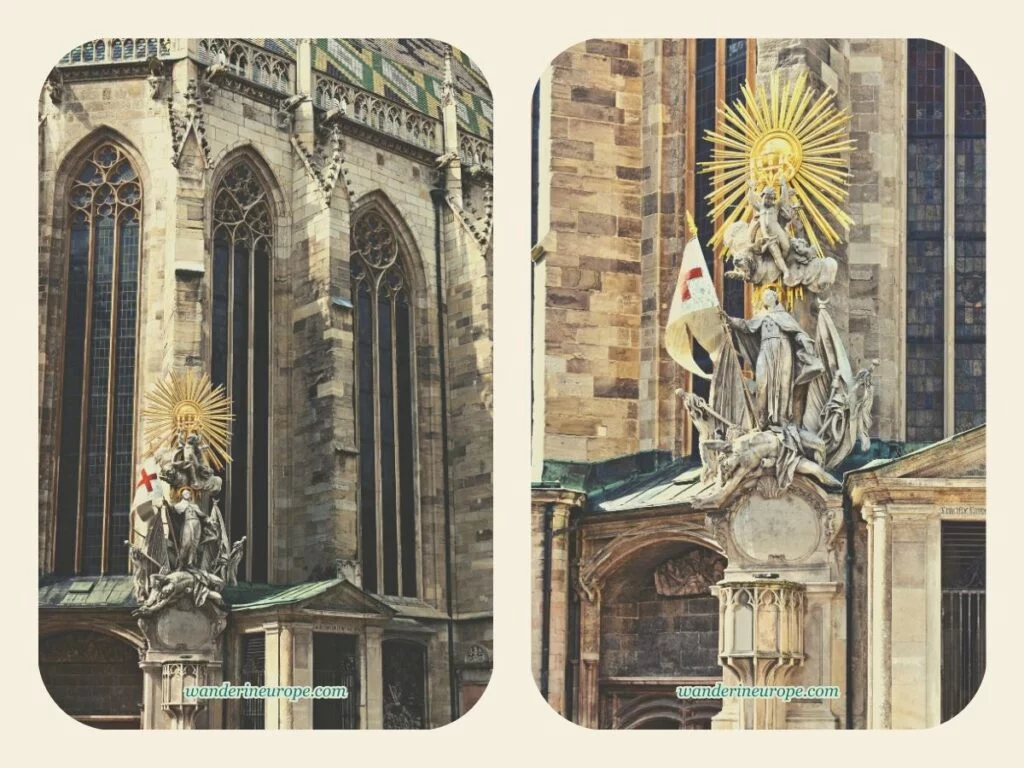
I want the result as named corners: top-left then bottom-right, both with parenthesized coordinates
top-left (538, 438), bottom-right (944, 515)
top-left (39, 576), bottom-right (137, 608)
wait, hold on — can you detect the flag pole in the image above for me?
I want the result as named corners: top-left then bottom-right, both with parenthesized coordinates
top-left (686, 209), bottom-right (760, 429)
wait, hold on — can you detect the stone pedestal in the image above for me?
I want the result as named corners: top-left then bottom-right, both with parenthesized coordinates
top-left (138, 601), bottom-right (228, 730)
top-left (706, 476), bottom-right (845, 730)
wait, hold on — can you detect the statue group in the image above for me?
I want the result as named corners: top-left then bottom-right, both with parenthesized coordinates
top-left (129, 428), bottom-right (245, 617)
top-left (681, 178), bottom-right (876, 504)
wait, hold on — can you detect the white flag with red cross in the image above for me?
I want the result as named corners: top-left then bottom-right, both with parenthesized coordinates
top-left (664, 224), bottom-right (726, 379)
top-left (131, 457), bottom-right (164, 523)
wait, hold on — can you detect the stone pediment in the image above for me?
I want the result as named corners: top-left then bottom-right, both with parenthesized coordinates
top-left (844, 426), bottom-right (986, 511)
top-left (229, 578), bottom-right (396, 618)
top-left (852, 425), bottom-right (985, 482)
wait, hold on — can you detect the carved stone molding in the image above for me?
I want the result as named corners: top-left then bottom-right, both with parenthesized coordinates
top-left (291, 125), bottom-right (351, 208)
top-left (577, 519), bottom-right (722, 603)
top-left (445, 184), bottom-right (492, 252)
top-left (461, 643), bottom-right (492, 668)
top-left (167, 81), bottom-right (213, 172)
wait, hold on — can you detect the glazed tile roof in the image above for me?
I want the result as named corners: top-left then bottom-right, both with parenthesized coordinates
top-left (251, 38), bottom-right (493, 138)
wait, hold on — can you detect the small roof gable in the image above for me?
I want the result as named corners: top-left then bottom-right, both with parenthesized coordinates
top-left (845, 425), bottom-right (986, 484)
top-left (228, 578), bottom-right (396, 617)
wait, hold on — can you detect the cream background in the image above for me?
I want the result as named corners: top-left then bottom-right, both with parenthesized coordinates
top-left (5, 2), bottom-right (1015, 761)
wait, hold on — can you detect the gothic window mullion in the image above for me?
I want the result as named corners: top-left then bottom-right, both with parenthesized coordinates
top-left (224, 231), bottom-right (237, 549)
top-left (73, 214), bottom-right (97, 575)
top-left (82, 193), bottom-right (114, 574)
top-left (371, 273), bottom-right (385, 593)
top-left (99, 198), bottom-right (122, 575)
top-left (245, 237), bottom-right (256, 581)
top-left (390, 281), bottom-right (403, 595)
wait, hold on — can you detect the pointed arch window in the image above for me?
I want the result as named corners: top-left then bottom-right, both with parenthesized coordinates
top-left (211, 162), bottom-right (271, 583)
top-left (54, 143), bottom-right (142, 576)
top-left (352, 211), bottom-right (417, 597)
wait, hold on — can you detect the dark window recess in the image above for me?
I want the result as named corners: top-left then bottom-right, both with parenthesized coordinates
top-left (211, 162), bottom-right (272, 581)
top-left (312, 634), bottom-right (360, 729)
top-left (531, 83), bottom-right (540, 247)
top-left (352, 212), bottom-right (418, 597)
top-left (40, 631), bottom-right (143, 727)
top-left (905, 39), bottom-right (946, 443)
top-left (382, 640), bottom-right (427, 729)
top-left (953, 55), bottom-right (985, 434)
top-left (54, 143), bottom-right (142, 576)
top-left (941, 521), bottom-right (985, 723)
top-left (239, 634), bottom-right (266, 730)
top-left (689, 39), bottom-right (718, 455)
top-left (722, 39), bottom-right (748, 319)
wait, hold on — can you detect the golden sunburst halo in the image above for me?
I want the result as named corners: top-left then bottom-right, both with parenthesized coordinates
top-left (142, 369), bottom-right (233, 470)
top-left (699, 70), bottom-right (856, 257)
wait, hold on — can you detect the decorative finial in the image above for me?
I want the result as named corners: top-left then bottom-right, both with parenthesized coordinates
top-left (685, 210), bottom-right (698, 239)
top-left (442, 44), bottom-right (455, 105)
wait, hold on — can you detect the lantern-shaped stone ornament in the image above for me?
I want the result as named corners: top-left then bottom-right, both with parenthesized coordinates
top-left (711, 578), bottom-right (806, 729)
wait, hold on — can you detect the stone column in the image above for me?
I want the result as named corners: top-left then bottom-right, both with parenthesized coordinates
top-left (440, 48), bottom-right (463, 199)
top-left (864, 502), bottom-right (892, 728)
top-left (576, 591), bottom-right (601, 728)
top-left (263, 622), bottom-right (281, 729)
top-left (886, 505), bottom-right (942, 728)
top-left (279, 624), bottom-right (294, 730)
top-left (140, 661), bottom-right (166, 730)
top-left (294, 39), bottom-right (316, 147)
top-left (531, 489), bottom-right (581, 716)
top-left (290, 626), bottom-right (314, 729)
top-left (364, 626), bottom-right (384, 729)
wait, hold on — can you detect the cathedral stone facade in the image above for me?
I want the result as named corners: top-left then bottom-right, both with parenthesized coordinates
top-left (531, 39), bottom-right (985, 729)
top-left (38, 38), bottom-right (492, 729)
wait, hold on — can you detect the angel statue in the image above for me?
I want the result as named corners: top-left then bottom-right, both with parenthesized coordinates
top-left (748, 178), bottom-right (797, 283)
top-left (722, 220), bottom-right (838, 295)
top-left (722, 289), bottom-right (825, 429)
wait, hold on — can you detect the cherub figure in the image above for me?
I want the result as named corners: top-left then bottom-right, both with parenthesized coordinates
top-left (749, 178), bottom-right (796, 283)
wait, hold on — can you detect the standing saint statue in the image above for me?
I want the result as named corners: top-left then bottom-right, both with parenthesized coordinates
top-left (723, 289), bottom-right (824, 428)
top-left (170, 487), bottom-right (203, 569)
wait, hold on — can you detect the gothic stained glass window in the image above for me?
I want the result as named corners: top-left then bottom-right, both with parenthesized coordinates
top-left (382, 640), bottom-right (427, 729)
top-left (905, 42), bottom-right (986, 441)
top-left (54, 143), bottom-right (142, 576)
top-left (953, 56), bottom-right (985, 434)
top-left (351, 211), bottom-right (417, 597)
top-left (211, 162), bottom-right (271, 583)
top-left (905, 39), bottom-right (946, 442)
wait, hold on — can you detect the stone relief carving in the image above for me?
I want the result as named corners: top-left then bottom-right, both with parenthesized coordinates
top-left (577, 521), bottom-right (720, 602)
top-left (653, 550), bottom-right (727, 596)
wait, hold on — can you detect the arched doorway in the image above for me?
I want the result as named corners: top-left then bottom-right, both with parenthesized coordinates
top-left (39, 630), bottom-right (143, 729)
top-left (596, 540), bottom-right (726, 729)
